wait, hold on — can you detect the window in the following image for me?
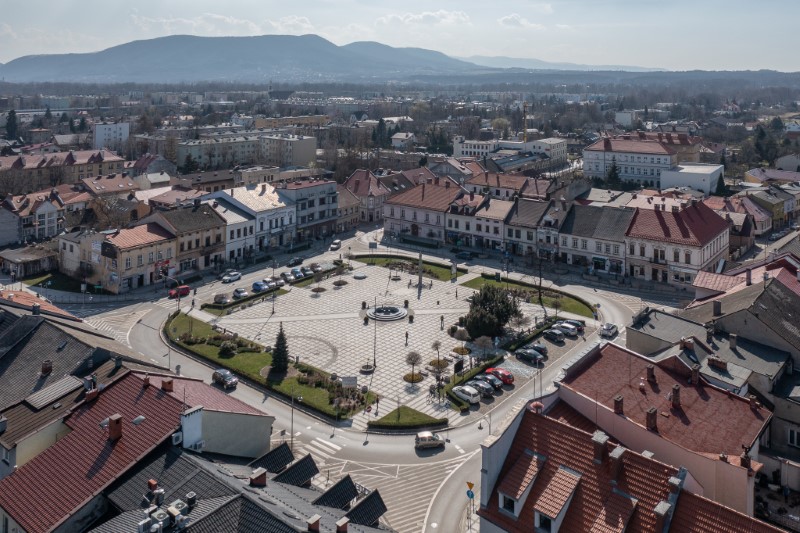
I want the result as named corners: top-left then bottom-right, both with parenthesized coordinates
top-left (613, 245), bottom-right (620, 255)
top-left (148, 252), bottom-right (154, 263)
top-left (237, 229), bottom-right (242, 239)
top-left (508, 228), bottom-right (513, 238)
top-left (111, 259), bottom-right (117, 269)
top-left (425, 213), bottom-right (430, 223)
top-left (515, 229), bottom-right (521, 238)
top-left (502, 495), bottom-right (515, 512)
top-left (673, 249), bottom-right (680, 262)
top-left (581, 239), bottom-right (588, 250)
top-left (493, 227), bottom-right (499, 235)
top-left (538, 513), bottom-right (553, 532)
top-left (137, 255), bottom-right (143, 266)
top-left (572, 238), bottom-right (578, 248)
top-left (1, 445), bottom-right (10, 464)
top-left (561, 236), bottom-right (567, 246)
top-left (167, 249), bottom-right (172, 259)
top-left (640, 244), bottom-right (646, 257)
top-left (596, 242), bottom-right (602, 252)
top-left (230, 230), bottom-right (235, 239)
top-left (477, 224), bottom-right (482, 232)
top-left (195, 239), bottom-right (200, 248)
top-left (125, 257), bottom-right (131, 269)
top-left (157, 251), bottom-right (163, 260)
top-left (448, 219), bottom-right (453, 228)
top-left (685, 251), bottom-right (691, 264)
top-left (527, 231), bottom-right (534, 241)
top-left (466, 222), bottom-right (471, 231)
top-left (390, 207), bottom-right (395, 217)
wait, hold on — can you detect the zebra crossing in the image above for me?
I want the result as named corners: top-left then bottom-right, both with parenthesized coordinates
top-left (82, 308), bottom-right (152, 347)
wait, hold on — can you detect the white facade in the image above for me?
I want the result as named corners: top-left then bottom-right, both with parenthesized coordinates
top-left (452, 136), bottom-right (538, 158)
top-left (583, 146), bottom-right (677, 186)
top-left (92, 122), bottom-right (130, 150)
top-left (659, 164), bottom-right (724, 196)
top-left (615, 111), bottom-right (637, 127)
top-left (207, 199), bottom-right (255, 263)
top-left (384, 204), bottom-right (447, 242)
top-left (530, 138), bottom-right (568, 165)
top-left (260, 134), bottom-right (316, 168)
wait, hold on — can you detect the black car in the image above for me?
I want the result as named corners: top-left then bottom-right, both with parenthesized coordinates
top-left (515, 348), bottom-right (545, 365)
top-left (466, 379), bottom-right (495, 398)
top-left (456, 251), bottom-right (475, 260)
top-left (287, 257), bottom-right (303, 267)
top-left (543, 329), bottom-right (566, 342)
top-left (525, 341), bottom-right (548, 356)
top-left (473, 373), bottom-right (503, 390)
top-left (212, 368), bottom-right (238, 389)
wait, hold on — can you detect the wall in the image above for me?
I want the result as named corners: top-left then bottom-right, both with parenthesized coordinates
top-left (52, 493), bottom-right (107, 533)
top-left (0, 509), bottom-right (24, 533)
top-left (480, 401), bottom-right (528, 507)
top-left (718, 311), bottom-right (800, 364)
top-left (15, 420), bottom-right (70, 469)
top-left (625, 328), bottom-right (671, 356)
top-left (201, 410), bottom-right (273, 458)
top-left (558, 385), bottom-right (753, 514)
top-left (0, 209), bottom-right (19, 248)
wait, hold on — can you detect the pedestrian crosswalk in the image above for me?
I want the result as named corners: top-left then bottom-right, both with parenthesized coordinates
top-left (82, 308), bottom-right (151, 347)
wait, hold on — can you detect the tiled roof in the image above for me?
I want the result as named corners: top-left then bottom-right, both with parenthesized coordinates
top-left (148, 203), bottom-right (226, 233)
top-left (312, 474), bottom-right (359, 509)
top-left (0, 150), bottom-right (124, 173)
top-left (466, 172), bottom-right (529, 191)
top-left (0, 372), bottom-right (183, 533)
top-left (560, 205), bottom-right (635, 241)
top-left (506, 198), bottom-right (550, 229)
top-left (0, 290), bottom-right (79, 321)
top-left (628, 309), bottom-right (707, 347)
top-left (250, 442), bottom-right (295, 473)
top-left (106, 223), bottom-right (174, 250)
top-left (497, 449), bottom-right (541, 500)
top-left (90, 495), bottom-right (237, 533)
top-left (147, 187), bottom-right (205, 205)
top-left (384, 180), bottom-right (464, 212)
top-left (80, 173), bottom-right (139, 195)
top-left (679, 282), bottom-right (764, 324)
top-left (335, 185), bottom-right (360, 209)
top-left (671, 490), bottom-right (782, 533)
top-left (692, 271), bottom-right (745, 293)
top-left (344, 170), bottom-right (391, 198)
top-left (626, 203), bottom-right (729, 246)
top-left (560, 343), bottom-right (770, 456)
top-left (273, 453), bottom-right (319, 486)
top-left (132, 373), bottom-right (268, 416)
top-left (533, 466), bottom-right (581, 519)
top-left (214, 185), bottom-right (289, 213)
top-left (208, 198), bottom-right (252, 225)
top-left (475, 198), bottom-right (514, 221)
top-left (585, 138), bottom-right (676, 155)
top-left (400, 166), bottom-right (437, 185)
top-left (746, 167), bottom-right (800, 183)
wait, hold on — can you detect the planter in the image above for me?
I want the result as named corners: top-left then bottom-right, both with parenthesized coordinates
top-left (362, 301), bottom-right (367, 309)
top-left (360, 364), bottom-right (375, 374)
top-left (404, 299), bottom-right (409, 308)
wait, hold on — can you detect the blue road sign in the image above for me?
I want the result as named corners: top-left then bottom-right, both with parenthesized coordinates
top-left (466, 490), bottom-right (475, 499)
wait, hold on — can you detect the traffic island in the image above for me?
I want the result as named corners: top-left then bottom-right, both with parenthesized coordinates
top-left (367, 406), bottom-right (448, 430)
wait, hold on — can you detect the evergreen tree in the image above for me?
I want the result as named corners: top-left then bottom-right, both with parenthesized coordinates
top-left (272, 322), bottom-right (289, 373)
top-left (5, 110), bottom-right (18, 140)
top-left (606, 157), bottom-right (621, 189)
top-left (78, 116), bottom-right (87, 132)
top-left (183, 154), bottom-right (199, 174)
top-left (44, 106), bottom-right (52, 122)
top-left (715, 174), bottom-right (727, 196)
top-left (59, 112), bottom-right (69, 123)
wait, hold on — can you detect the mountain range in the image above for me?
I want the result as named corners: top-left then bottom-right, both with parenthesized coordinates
top-left (458, 55), bottom-right (663, 72)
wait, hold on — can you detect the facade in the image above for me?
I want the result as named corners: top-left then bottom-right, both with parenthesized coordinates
top-left (342, 169), bottom-right (392, 224)
top-left (208, 198), bottom-right (256, 264)
top-left (745, 167), bottom-right (800, 186)
top-left (93, 224), bottom-right (177, 293)
top-left (625, 202), bottom-right (730, 286)
top-left (659, 164), bottom-right (724, 195)
top-left (335, 184), bottom-right (360, 233)
top-left (384, 177), bottom-right (465, 246)
top-left (558, 204), bottom-right (635, 274)
top-left (57, 229), bottom-right (110, 281)
top-left (276, 178), bottom-right (338, 241)
top-left (259, 133), bottom-right (316, 168)
top-left (233, 165), bottom-right (280, 187)
top-left (138, 201), bottom-right (226, 274)
top-left (91, 121), bottom-right (130, 150)
top-left (0, 150), bottom-right (126, 194)
top-left (473, 198), bottom-right (515, 252)
top-left (176, 136), bottom-right (262, 168)
top-left (744, 189), bottom-right (789, 228)
top-left (583, 137), bottom-right (678, 186)
top-left (203, 184), bottom-right (295, 252)
top-left (445, 191), bottom-right (485, 249)
top-left (0, 189), bottom-right (65, 246)
top-left (391, 132), bottom-right (415, 150)
top-left (504, 198), bottom-right (551, 259)
top-left (530, 138), bottom-right (568, 166)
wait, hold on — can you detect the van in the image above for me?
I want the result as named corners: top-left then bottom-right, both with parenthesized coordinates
top-left (330, 239), bottom-right (342, 251)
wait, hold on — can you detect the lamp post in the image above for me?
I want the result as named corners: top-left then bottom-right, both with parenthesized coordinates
top-left (373, 295), bottom-right (377, 368)
top-left (272, 261), bottom-right (277, 315)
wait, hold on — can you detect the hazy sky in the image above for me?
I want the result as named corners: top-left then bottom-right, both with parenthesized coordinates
top-left (1, 0), bottom-right (796, 71)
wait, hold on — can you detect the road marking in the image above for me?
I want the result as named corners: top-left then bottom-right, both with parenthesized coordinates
top-left (306, 442), bottom-right (332, 460)
top-left (314, 438), bottom-right (342, 452)
top-left (294, 431), bottom-right (302, 437)
top-left (454, 445), bottom-right (465, 454)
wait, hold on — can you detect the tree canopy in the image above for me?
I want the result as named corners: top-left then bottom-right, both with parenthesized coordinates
top-left (464, 285), bottom-right (520, 339)
top-left (272, 322), bottom-right (289, 373)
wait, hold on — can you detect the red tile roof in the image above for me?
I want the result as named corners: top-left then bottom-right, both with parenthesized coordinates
top-left (0, 290), bottom-right (79, 321)
top-left (585, 138), bottom-right (676, 156)
top-left (132, 373), bottom-right (268, 416)
top-left (533, 466), bottom-right (581, 519)
top-left (344, 169), bottom-right (391, 198)
top-left (497, 450), bottom-right (541, 500)
top-left (105, 223), bottom-right (174, 250)
top-left (0, 373), bottom-right (183, 533)
top-left (560, 343), bottom-right (770, 456)
top-left (671, 490), bottom-right (782, 533)
top-left (466, 171), bottom-right (529, 191)
top-left (626, 203), bottom-right (729, 246)
top-left (385, 180), bottom-right (464, 211)
top-left (692, 271), bottom-right (745, 293)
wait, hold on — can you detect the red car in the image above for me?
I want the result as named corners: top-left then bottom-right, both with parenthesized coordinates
top-left (486, 368), bottom-right (514, 385)
top-left (168, 285), bottom-right (191, 298)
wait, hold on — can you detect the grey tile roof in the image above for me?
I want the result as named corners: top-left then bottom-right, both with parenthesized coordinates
top-left (273, 454), bottom-right (319, 487)
top-left (560, 205), bottom-right (635, 241)
top-left (777, 235), bottom-right (800, 257)
top-left (150, 203), bottom-right (226, 234)
top-left (678, 283), bottom-right (764, 325)
top-left (346, 490), bottom-right (388, 527)
top-left (23, 375), bottom-right (82, 409)
top-left (506, 198), bottom-right (550, 229)
top-left (190, 495), bottom-right (298, 533)
top-left (89, 495), bottom-right (237, 533)
top-left (250, 442), bottom-right (295, 473)
top-left (629, 309), bottom-right (707, 349)
top-left (313, 475), bottom-right (358, 509)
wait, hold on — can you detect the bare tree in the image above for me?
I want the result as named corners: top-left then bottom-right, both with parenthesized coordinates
top-left (474, 336), bottom-right (494, 360)
top-left (431, 340), bottom-right (442, 369)
top-left (454, 328), bottom-right (471, 352)
top-left (552, 297), bottom-right (562, 319)
top-left (509, 314), bottom-right (532, 336)
top-left (406, 351), bottom-right (422, 381)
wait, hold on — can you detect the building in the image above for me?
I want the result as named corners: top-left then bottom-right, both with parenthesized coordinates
top-left (207, 198), bottom-right (255, 264)
top-left (96, 224), bottom-right (178, 293)
top-left (91, 121), bottom-right (130, 150)
top-left (776, 154), bottom-right (800, 172)
top-left (137, 201), bottom-right (226, 274)
top-left (276, 178), bottom-right (338, 241)
top-left (745, 167), bottom-right (800, 186)
top-left (615, 109), bottom-right (638, 127)
top-left (659, 164), bottom-right (724, 196)
top-left (478, 398), bottom-right (780, 533)
top-left (558, 204), bottom-right (635, 274)
top-left (704, 195), bottom-right (772, 236)
top-left (625, 202), bottom-right (730, 286)
top-left (529, 138), bottom-right (568, 166)
top-left (0, 244), bottom-right (58, 278)
top-left (233, 165), bottom-right (280, 187)
top-left (0, 188), bottom-right (65, 246)
top-left (445, 191), bottom-right (485, 249)
top-left (336, 185), bottom-right (360, 233)
top-left (391, 132), bottom-right (415, 150)
top-left (0, 150), bottom-right (126, 194)
top-left (583, 137), bottom-right (678, 186)
top-left (343, 169), bottom-right (392, 224)
top-left (125, 153), bottom-right (176, 177)
top-left (742, 188), bottom-right (790, 229)
top-left (260, 133), bottom-right (316, 167)
top-left (203, 184), bottom-right (295, 252)
top-left (465, 172), bottom-right (530, 200)
top-left (145, 187), bottom-right (205, 211)
top-left (383, 176), bottom-right (465, 247)
top-left (504, 198), bottom-right (552, 259)
top-left (132, 170), bottom-right (171, 190)
top-left (473, 198), bottom-right (515, 252)
top-left (176, 136), bottom-right (262, 168)
top-left (452, 136), bottom-right (537, 158)
top-left (171, 170), bottom-right (236, 193)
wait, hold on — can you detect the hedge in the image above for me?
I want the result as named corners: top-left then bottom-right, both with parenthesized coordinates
top-left (367, 406), bottom-right (448, 430)
top-left (200, 286), bottom-right (284, 312)
top-left (445, 354), bottom-right (504, 412)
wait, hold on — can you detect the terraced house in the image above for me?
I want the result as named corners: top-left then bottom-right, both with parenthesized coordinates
top-left (0, 150), bottom-right (125, 194)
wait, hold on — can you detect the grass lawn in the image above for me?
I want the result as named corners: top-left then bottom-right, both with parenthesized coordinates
top-left (460, 277), bottom-right (594, 318)
top-left (359, 256), bottom-right (465, 281)
top-left (370, 406), bottom-right (447, 428)
top-left (22, 271), bottom-right (96, 293)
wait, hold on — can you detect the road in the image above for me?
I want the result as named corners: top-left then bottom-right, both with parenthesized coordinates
top-left (57, 228), bottom-right (675, 533)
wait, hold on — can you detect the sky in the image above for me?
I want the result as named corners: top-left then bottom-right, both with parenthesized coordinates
top-left (0, 0), bottom-right (797, 71)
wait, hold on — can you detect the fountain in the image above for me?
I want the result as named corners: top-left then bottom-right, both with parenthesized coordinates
top-left (366, 304), bottom-right (408, 321)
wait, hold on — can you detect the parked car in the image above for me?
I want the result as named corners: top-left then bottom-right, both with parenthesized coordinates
top-left (456, 251), bottom-right (475, 260)
top-left (466, 379), bottom-right (495, 398)
top-left (330, 239), bottom-right (342, 251)
top-left (287, 257), bottom-right (303, 267)
top-left (473, 373), bottom-right (503, 390)
top-left (270, 276), bottom-right (286, 287)
top-left (562, 319), bottom-right (585, 333)
top-left (213, 293), bottom-right (230, 305)
top-left (415, 431), bottom-right (444, 449)
top-left (452, 385), bottom-right (481, 404)
top-left (218, 268), bottom-right (235, 280)
top-left (232, 287), bottom-right (249, 299)
top-left (291, 267), bottom-right (305, 279)
top-left (310, 263), bottom-right (323, 273)
top-left (222, 271), bottom-right (242, 283)
top-left (301, 266), bottom-right (314, 277)
top-left (486, 368), bottom-right (514, 385)
top-left (525, 341), bottom-right (548, 356)
top-left (280, 272), bottom-right (295, 283)
top-left (515, 348), bottom-right (545, 365)
top-left (212, 368), bottom-right (238, 389)
top-left (554, 322), bottom-right (579, 337)
top-left (600, 323), bottom-right (618, 338)
top-left (252, 281), bottom-right (269, 292)
top-left (168, 285), bottom-right (191, 299)
top-left (792, 223), bottom-right (800, 231)
top-left (542, 328), bottom-right (566, 342)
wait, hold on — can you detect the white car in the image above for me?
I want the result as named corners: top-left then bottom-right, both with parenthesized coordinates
top-left (222, 271), bottom-right (242, 283)
top-left (600, 323), bottom-right (618, 338)
top-left (554, 322), bottom-right (578, 337)
top-left (232, 287), bottom-right (249, 299)
top-left (452, 385), bottom-right (481, 404)
top-left (330, 239), bottom-right (342, 251)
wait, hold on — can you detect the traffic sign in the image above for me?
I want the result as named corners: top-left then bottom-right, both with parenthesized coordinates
top-left (466, 482), bottom-right (474, 490)
top-left (466, 490), bottom-right (474, 500)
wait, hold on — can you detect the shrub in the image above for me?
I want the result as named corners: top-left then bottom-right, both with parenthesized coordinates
top-left (219, 341), bottom-right (238, 358)
top-left (447, 324), bottom-right (458, 337)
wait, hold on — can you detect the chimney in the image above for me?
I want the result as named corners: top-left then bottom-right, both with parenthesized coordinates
top-left (108, 413), bottom-right (123, 441)
top-left (613, 395), bottom-right (624, 415)
top-left (435, 176), bottom-right (440, 185)
top-left (684, 338), bottom-right (694, 351)
top-left (592, 431), bottom-right (610, 463)
top-left (114, 356), bottom-right (122, 369)
top-left (445, 180), bottom-right (450, 189)
top-left (691, 364), bottom-right (701, 385)
top-left (148, 479), bottom-right (158, 493)
top-left (749, 394), bottom-right (759, 410)
top-left (143, 374), bottom-right (151, 388)
top-left (307, 514), bottom-right (321, 532)
top-left (41, 359), bottom-right (53, 376)
top-left (85, 388), bottom-right (99, 402)
top-left (186, 492), bottom-right (197, 508)
top-left (706, 329), bottom-right (713, 343)
top-left (729, 334), bottom-right (738, 349)
top-left (719, 453), bottom-right (728, 463)
top-left (161, 378), bottom-right (174, 392)
top-left (646, 406), bottom-right (658, 431)
top-left (646, 364), bottom-right (656, 384)
top-left (668, 476), bottom-right (682, 495)
top-left (262, 183), bottom-right (267, 193)
top-left (654, 501), bottom-right (672, 532)
top-left (32, 303), bottom-right (40, 315)
top-left (610, 446), bottom-right (626, 480)
top-left (249, 467), bottom-right (267, 487)
top-left (604, 138), bottom-right (612, 151)
top-left (746, 268), bottom-right (752, 286)
top-left (336, 517), bottom-right (350, 533)
top-left (469, 191), bottom-right (474, 201)
top-left (741, 452), bottom-right (752, 470)
top-left (671, 384), bottom-right (681, 409)
top-left (712, 300), bottom-right (722, 316)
